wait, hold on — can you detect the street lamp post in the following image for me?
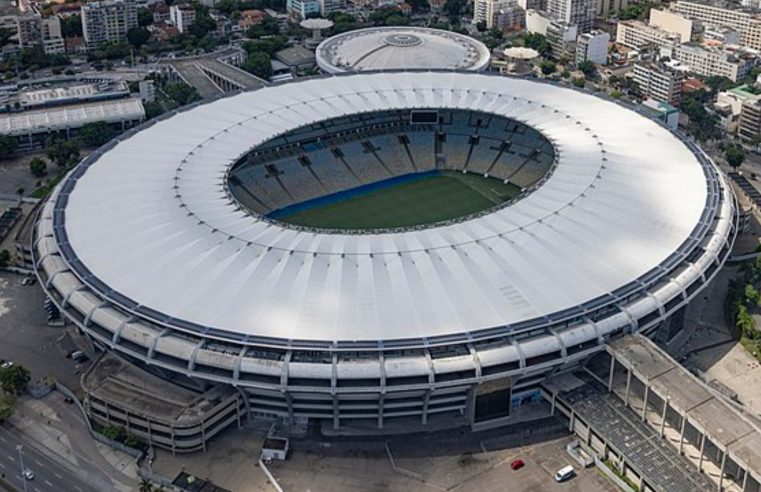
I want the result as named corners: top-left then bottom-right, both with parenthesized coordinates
top-left (16, 445), bottom-right (27, 492)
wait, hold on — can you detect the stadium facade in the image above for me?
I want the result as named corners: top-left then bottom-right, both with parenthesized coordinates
top-left (33, 72), bottom-right (737, 446)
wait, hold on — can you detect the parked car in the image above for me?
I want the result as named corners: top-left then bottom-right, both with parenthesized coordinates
top-left (510, 459), bottom-right (525, 470)
top-left (22, 468), bottom-right (34, 480)
top-left (554, 465), bottom-right (575, 482)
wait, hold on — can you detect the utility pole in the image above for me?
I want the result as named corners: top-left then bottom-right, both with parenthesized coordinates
top-left (16, 444), bottom-right (27, 492)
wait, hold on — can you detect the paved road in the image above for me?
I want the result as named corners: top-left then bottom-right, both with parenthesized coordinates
top-left (0, 425), bottom-right (99, 492)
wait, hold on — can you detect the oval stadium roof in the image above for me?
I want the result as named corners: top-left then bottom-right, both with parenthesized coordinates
top-left (55, 72), bottom-right (710, 344)
top-left (315, 27), bottom-right (491, 73)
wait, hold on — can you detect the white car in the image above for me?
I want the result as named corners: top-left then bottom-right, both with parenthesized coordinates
top-left (22, 468), bottom-right (34, 480)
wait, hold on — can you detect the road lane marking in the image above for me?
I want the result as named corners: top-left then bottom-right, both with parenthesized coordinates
top-left (7, 455), bottom-right (13, 461)
top-left (35, 460), bottom-right (43, 466)
top-left (53, 472), bottom-right (62, 479)
top-left (0, 436), bottom-right (6, 442)
top-left (0, 461), bottom-right (5, 468)
top-left (74, 486), bottom-right (82, 492)
top-left (44, 479), bottom-right (53, 487)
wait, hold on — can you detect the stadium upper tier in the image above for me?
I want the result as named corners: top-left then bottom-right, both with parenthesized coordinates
top-left (35, 72), bottom-right (735, 349)
top-left (227, 108), bottom-right (555, 226)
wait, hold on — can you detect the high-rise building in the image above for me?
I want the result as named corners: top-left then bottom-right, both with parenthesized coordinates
top-left (575, 29), bottom-right (609, 65)
top-left (648, 8), bottom-right (698, 43)
top-left (546, 0), bottom-right (595, 33)
top-left (16, 16), bottom-right (41, 49)
top-left (169, 4), bottom-right (196, 33)
top-left (286, 0), bottom-right (320, 19)
top-left (318, 0), bottom-right (345, 16)
top-left (596, 0), bottom-right (627, 17)
top-left (474, 0), bottom-right (523, 29)
top-left (81, 0), bottom-right (138, 47)
top-left (632, 61), bottom-right (685, 105)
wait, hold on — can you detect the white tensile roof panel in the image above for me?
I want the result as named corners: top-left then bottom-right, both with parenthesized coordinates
top-left (60, 72), bottom-right (708, 343)
top-left (315, 27), bottom-right (491, 73)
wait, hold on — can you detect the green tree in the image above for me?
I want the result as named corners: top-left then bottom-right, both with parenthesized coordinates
top-left (242, 51), bottom-right (272, 79)
top-left (126, 27), bottom-right (151, 48)
top-left (0, 365), bottom-right (30, 396)
top-left (705, 75), bottom-right (737, 93)
top-left (138, 479), bottom-right (153, 492)
top-left (0, 134), bottom-right (18, 159)
top-left (0, 27), bottom-right (12, 48)
top-left (726, 143), bottom-right (746, 168)
top-left (61, 14), bottom-right (83, 37)
top-left (78, 121), bottom-right (115, 147)
top-left (0, 250), bottom-right (10, 268)
top-left (29, 157), bottom-right (47, 177)
top-left (577, 60), bottom-right (596, 78)
top-left (572, 77), bottom-right (586, 88)
top-left (138, 7), bottom-right (154, 26)
top-left (163, 82), bottom-right (200, 106)
top-left (540, 60), bottom-right (556, 75)
top-left (522, 33), bottom-right (551, 57)
top-left (0, 397), bottom-right (13, 423)
top-left (475, 20), bottom-right (486, 32)
top-left (46, 139), bottom-right (80, 168)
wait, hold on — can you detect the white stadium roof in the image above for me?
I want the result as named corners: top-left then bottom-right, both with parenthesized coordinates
top-left (55, 72), bottom-right (711, 344)
top-left (315, 27), bottom-right (491, 73)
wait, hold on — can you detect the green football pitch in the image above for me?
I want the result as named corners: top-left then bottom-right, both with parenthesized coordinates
top-left (276, 171), bottom-right (522, 230)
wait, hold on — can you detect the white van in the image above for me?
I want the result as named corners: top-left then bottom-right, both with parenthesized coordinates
top-left (554, 465), bottom-right (575, 482)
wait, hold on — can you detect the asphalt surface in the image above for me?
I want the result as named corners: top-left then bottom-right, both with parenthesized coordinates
top-left (0, 425), bottom-right (99, 492)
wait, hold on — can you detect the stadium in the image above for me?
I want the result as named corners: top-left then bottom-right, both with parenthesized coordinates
top-left (33, 71), bottom-right (737, 449)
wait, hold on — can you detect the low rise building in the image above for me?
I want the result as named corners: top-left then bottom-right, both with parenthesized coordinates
top-left (546, 20), bottom-right (578, 59)
top-left (16, 16), bottom-right (65, 54)
top-left (632, 61), bottom-right (685, 105)
top-left (576, 29), bottom-right (609, 65)
top-left (641, 99), bottom-right (680, 129)
top-left (672, 43), bottom-right (757, 82)
top-left (286, 0), bottom-right (320, 19)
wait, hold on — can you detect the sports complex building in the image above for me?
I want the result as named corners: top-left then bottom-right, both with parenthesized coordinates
top-left (32, 71), bottom-right (737, 450)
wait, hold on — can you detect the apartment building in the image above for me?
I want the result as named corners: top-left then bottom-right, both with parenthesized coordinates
top-left (547, 0), bottom-right (595, 33)
top-left (16, 16), bottom-right (65, 54)
top-left (674, 0), bottom-right (761, 50)
top-left (318, 0), bottom-right (345, 16)
top-left (576, 29), bottom-right (609, 65)
top-left (475, 0), bottom-right (509, 27)
top-left (649, 8), bottom-right (698, 43)
top-left (169, 3), bottom-right (196, 33)
top-left (632, 61), bottom-right (686, 105)
top-left (615, 20), bottom-right (681, 50)
top-left (739, 96), bottom-right (761, 144)
top-left (81, 0), bottom-right (138, 47)
top-left (673, 43), bottom-right (756, 82)
top-left (596, 0), bottom-right (627, 17)
top-left (286, 0), bottom-right (320, 19)
top-left (547, 20), bottom-right (578, 58)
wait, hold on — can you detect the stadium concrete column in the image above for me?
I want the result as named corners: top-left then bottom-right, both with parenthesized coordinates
top-left (641, 383), bottom-right (649, 421)
top-left (378, 393), bottom-right (384, 429)
top-left (422, 390), bottom-right (431, 425)
top-left (624, 366), bottom-right (632, 406)
top-left (679, 416), bottom-right (687, 454)
top-left (660, 397), bottom-right (669, 437)
top-left (719, 450), bottom-right (727, 491)
top-left (608, 354), bottom-right (615, 392)
top-left (466, 386), bottom-right (476, 426)
top-left (698, 432), bottom-right (706, 472)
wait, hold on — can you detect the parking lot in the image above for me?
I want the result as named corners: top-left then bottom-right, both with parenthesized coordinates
top-left (0, 272), bottom-right (85, 390)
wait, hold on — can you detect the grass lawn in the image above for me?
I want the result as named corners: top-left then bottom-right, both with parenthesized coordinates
top-left (276, 170), bottom-right (521, 230)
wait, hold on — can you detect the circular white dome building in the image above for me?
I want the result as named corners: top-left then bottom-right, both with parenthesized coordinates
top-left (35, 72), bottom-right (736, 437)
top-left (315, 27), bottom-right (491, 73)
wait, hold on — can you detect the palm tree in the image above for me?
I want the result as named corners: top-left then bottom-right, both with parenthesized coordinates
top-left (138, 479), bottom-right (153, 492)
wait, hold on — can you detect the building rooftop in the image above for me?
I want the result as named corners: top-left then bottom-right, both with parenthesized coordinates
top-left (0, 97), bottom-right (144, 136)
top-left (316, 27), bottom-right (490, 73)
top-left (274, 45), bottom-right (315, 67)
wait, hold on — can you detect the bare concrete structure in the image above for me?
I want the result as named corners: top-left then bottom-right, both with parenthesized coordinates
top-left (82, 353), bottom-right (246, 454)
top-left (553, 335), bottom-right (761, 492)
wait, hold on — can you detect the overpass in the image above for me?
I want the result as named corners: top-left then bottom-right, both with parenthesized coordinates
top-left (162, 47), bottom-right (266, 98)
